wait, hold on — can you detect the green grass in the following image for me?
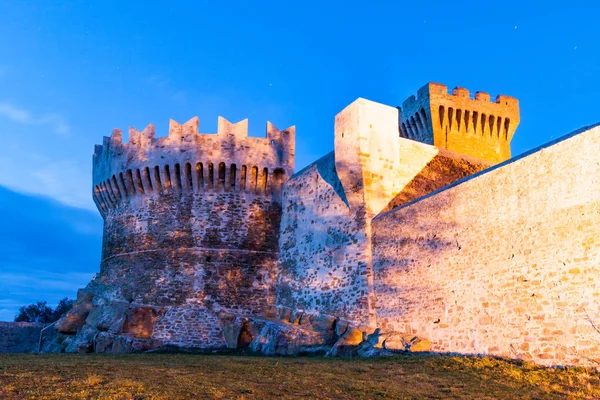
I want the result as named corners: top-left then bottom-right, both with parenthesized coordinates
top-left (0, 353), bottom-right (599, 399)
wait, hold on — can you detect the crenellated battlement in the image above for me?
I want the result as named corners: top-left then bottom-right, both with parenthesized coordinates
top-left (92, 116), bottom-right (295, 216)
top-left (399, 82), bottom-right (520, 163)
top-left (94, 116), bottom-right (294, 156)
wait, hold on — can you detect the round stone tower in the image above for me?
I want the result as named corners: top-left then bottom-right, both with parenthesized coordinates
top-left (87, 116), bottom-right (295, 349)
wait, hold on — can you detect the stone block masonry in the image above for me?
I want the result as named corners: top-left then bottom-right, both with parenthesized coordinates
top-left (98, 192), bottom-right (280, 315)
top-left (399, 82), bottom-right (520, 163)
top-left (373, 123), bottom-right (600, 367)
top-left (0, 322), bottom-right (45, 353)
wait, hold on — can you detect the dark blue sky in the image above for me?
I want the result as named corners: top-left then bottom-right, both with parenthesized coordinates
top-left (0, 1), bottom-right (598, 319)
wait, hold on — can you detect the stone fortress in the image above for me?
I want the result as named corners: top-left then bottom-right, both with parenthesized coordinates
top-left (44, 82), bottom-right (600, 368)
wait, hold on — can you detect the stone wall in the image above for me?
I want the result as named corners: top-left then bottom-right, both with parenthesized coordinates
top-left (372, 123), bottom-right (600, 367)
top-left (0, 322), bottom-right (44, 353)
top-left (277, 152), bottom-right (371, 324)
top-left (152, 306), bottom-right (227, 349)
top-left (87, 190), bottom-right (281, 349)
top-left (278, 98), bottom-right (490, 327)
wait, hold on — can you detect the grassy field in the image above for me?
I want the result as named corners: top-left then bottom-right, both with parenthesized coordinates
top-left (0, 354), bottom-right (599, 399)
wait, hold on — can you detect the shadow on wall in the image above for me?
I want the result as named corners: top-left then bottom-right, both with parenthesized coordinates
top-left (372, 190), bottom-right (460, 324)
top-left (381, 150), bottom-right (490, 213)
top-left (315, 152), bottom-right (348, 207)
top-left (277, 224), bottom-right (367, 315)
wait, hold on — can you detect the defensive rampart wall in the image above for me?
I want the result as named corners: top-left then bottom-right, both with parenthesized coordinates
top-left (0, 322), bottom-right (44, 353)
top-left (373, 123), bottom-right (600, 367)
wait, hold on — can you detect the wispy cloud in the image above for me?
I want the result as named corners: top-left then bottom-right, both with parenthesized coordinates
top-left (0, 270), bottom-right (93, 293)
top-left (0, 102), bottom-right (70, 135)
top-left (145, 74), bottom-right (170, 88)
top-left (0, 270), bottom-right (94, 321)
top-left (29, 159), bottom-right (93, 209)
top-left (0, 152), bottom-right (95, 211)
top-left (144, 74), bottom-right (188, 105)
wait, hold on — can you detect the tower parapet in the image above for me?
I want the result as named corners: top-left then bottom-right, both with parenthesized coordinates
top-left (92, 116), bottom-right (295, 216)
top-left (399, 82), bottom-right (520, 163)
top-left (85, 115), bottom-right (296, 347)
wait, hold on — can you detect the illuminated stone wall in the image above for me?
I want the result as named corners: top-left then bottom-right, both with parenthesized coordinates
top-left (373, 124), bottom-right (600, 367)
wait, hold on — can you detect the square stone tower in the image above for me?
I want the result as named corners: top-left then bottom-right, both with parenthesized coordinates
top-left (399, 82), bottom-right (520, 163)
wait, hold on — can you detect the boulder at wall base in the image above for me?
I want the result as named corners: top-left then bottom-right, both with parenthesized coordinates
top-left (64, 325), bottom-right (97, 354)
top-left (237, 320), bottom-right (255, 349)
top-left (39, 325), bottom-right (72, 353)
top-left (86, 301), bottom-right (129, 333)
top-left (220, 315), bottom-right (265, 349)
top-left (94, 332), bottom-right (115, 353)
top-left (382, 332), bottom-right (406, 351)
top-left (122, 306), bottom-right (160, 339)
top-left (55, 301), bottom-right (93, 334)
top-left (220, 315), bottom-right (244, 349)
top-left (250, 320), bottom-right (329, 356)
top-left (65, 337), bottom-right (93, 354)
top-left (76, 288), bottom-right (94, 304)
top-left (356, 328), bottom-right (395, 357)
top-left (326, 328), bottom-right (365, 357)
top-left (307, 314), bottom-right (337, 333)
top-left (93, 331), bottom-right (163, 354)
top-left (289, 309), bottom-right (303, 324)
top-left (383, 333), bottom-right (432, 353)
top-left (334, 319), bottom-right (351, 337)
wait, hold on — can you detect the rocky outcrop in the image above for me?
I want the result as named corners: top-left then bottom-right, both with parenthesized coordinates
top-left (250, 320), bottom-right (330, 356)
top-left (43, 288), bottom-right (164, 354)
top-left (383, 333), bottom-right (432, 353)
top-left (55, 290), bottom-right (94, 334)
top-left (44, 289), bottom-right (431, 358)
top-left (327, 328), bottom-right (364, 357)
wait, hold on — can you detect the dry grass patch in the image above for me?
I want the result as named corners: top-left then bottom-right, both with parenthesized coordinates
top-left (0, 353), bottom-right (598, 399)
